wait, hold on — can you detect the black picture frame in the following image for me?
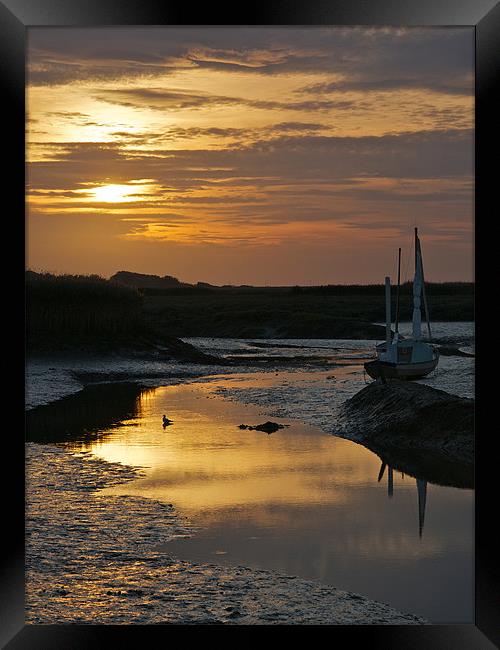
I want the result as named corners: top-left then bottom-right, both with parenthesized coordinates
top-left (2, 0), bottom-right (498, 646)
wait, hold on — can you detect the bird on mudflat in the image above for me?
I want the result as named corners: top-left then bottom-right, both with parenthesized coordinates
top-left (162, 414), bottom-right (173, 427)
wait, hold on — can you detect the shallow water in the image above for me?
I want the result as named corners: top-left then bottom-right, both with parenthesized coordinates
top-left (26, 444), bottom-right (424, 625)
top-left (67, 373), bottom-right (474, 623)
top-left (27, 324), bottom-right (474, 623)
top-left (185, 321), bottom-right (475, 399)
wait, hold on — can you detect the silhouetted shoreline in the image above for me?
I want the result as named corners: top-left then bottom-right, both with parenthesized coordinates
top-left (341, 381), bottom-right (474, 466)
top-left (27, 271), bottom-right (474, 347)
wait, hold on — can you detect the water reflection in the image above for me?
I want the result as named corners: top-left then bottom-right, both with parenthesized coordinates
top-left (378, 462), bottom-right (427, 538)
top-left (27, 377), bottom-right (473, 622)
top-left (372, 445), bottom-right (473, 490)
top-left (26, 382), bottom-right (147, 443)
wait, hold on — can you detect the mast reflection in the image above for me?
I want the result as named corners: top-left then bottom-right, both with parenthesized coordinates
top-left (378, 461), bottom-right (428, 538)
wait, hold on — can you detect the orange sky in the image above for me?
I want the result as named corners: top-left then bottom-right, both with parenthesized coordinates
top-left (26, 27), bottom-right (474, 284)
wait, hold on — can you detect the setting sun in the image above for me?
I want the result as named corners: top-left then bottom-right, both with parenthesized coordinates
top-left (91, 184), bottom-right (138, 203)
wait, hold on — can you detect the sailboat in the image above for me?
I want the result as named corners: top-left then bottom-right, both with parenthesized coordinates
top-left (364, 228), bottom-right (439, 380)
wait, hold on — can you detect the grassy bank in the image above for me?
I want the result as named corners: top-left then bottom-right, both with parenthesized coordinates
top-left (27, 272), bottom-right (473, 345)
top-left (143, 283), bottom-right (473, 339)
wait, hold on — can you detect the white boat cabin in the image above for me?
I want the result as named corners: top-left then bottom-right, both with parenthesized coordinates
top-left (376, 336), bottom-right (435, 365)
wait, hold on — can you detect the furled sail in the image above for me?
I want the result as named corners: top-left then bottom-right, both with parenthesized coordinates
top-left (412, 229), bottom-right (423, 339)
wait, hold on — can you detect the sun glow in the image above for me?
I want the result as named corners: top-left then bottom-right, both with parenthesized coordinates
top-left (91, 184), bottom-right (140, 203)
top-left (26, 27), bottom-right (474, 282)
top-left (72, 180), bottom-right (159, 204)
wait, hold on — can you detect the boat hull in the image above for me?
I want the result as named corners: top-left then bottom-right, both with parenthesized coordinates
top-left (364, 358), bottom-right (438, 380)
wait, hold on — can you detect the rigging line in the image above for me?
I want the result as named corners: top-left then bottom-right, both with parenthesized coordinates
top-left (402, 239), bottom-right (411, 284)
top-left (418, 236), bottom-right (432, 340)
top-left (401, 231), bottom-right (413, 317)
top-left (391, 252), bottom-right (398, 287)
top-left (402, 245), bottom-right (410, 284)
top-left (395, 247), bottom-right (401, 334)
top-left (401, 227), bottom-right (413, 285)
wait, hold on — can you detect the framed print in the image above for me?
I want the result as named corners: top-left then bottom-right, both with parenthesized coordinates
top-left (2, 0), bottom-right (498, 647)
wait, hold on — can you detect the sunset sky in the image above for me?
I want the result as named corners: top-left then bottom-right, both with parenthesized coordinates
top-left (27, 27), bottom-right (474, 285)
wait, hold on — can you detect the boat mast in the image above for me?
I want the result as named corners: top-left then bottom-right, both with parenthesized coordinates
top-left (395, 247), bottom-right (401, 336)
top-left (385, 276), bottom-right (391, 346)
top-left (412, 228), bottom-right (422, 340)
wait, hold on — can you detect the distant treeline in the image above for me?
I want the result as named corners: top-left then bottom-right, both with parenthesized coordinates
top-left (139, 281), bottom-right (474, 297)
top-left (289, 282), bottom-right (474, 296)
top-left (110, 269), bottom-right (473, 298)
top-left (141, 286), bottom-right (218, 296)
top-left (26, 271), bottom-right (144, 345)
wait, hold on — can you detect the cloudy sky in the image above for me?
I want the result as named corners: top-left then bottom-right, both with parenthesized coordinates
top-left (27, 27), bottom-right (474, 284)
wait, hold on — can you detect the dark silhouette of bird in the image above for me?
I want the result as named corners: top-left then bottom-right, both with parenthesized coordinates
top-left (162, 414), bottom-right (173, 427)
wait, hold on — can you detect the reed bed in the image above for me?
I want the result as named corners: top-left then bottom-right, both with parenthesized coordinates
top-left (26, 271), bottom-right (144, 343)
